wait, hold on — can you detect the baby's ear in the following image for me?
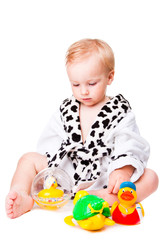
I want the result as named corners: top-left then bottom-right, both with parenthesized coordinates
top-left (107, 70), bottom-right (114, 85)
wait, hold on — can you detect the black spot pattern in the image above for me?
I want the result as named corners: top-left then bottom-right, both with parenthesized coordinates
top-left (47, 94), bottom-right (131, 190)
top-left (88, 141), bottom-right (95, 149)
top-left (71, 105), bottom-right (78, 112)
top-left (66, 115), bottom-right (73, 122)
top-left (72, 133), bottom-right (81, 142)
top-left (102, 119), bottom-right (110, 128)
top-left (92, 121), bottom-right (100, 129)
top-left (102, 105), bottom-right (112, 113)
top-left (98, 111), bottom-right (107, 118)
top-left (90, 130), bottom-right (95, 137)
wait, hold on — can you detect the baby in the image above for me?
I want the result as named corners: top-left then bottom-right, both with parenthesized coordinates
top-left (5, 39), bottom-right (158, 219)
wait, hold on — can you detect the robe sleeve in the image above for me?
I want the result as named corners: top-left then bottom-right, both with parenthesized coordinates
top-left (36, 110), bottom-right (65, 159)
top-left (107, 112), bottom-right (150, 182)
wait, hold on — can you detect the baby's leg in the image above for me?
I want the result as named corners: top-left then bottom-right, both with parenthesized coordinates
top-left (134, 168), bottom-right (159, 202)
top-left (5, 152), bottom-right (47, 218)
top-left (88, 168), bottom-right (159, 205)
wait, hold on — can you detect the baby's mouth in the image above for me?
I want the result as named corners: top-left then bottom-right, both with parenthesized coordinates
top-left (82, 98), bottom-right (91, 101)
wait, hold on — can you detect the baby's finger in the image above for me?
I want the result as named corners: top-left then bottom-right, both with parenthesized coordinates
top-left (112, 181), bottom-right (121, 194)
top-left (107, 182), bottom-right (114, 193)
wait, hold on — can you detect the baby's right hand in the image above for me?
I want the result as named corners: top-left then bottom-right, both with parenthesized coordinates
top-left (107, 171), bottom-right (123, 194)
top-left (107, 165), bottom-right (135, 194)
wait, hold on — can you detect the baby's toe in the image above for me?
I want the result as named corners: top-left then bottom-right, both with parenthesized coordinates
top-left (7, 212), bottom-right (14, 219)
top-left (8, 191), bottom-right (18, 200)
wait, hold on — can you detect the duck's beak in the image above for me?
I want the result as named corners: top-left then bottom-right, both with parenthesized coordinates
top-left (51, 181), bottom-right (57, 188)
top-left (121, 191), bottom-right (134, 201)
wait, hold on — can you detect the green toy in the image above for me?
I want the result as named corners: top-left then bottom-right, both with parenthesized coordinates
top-left (73, 194), bottom-right (110, 220)
top-left (64, 190), bottom-right (115, 231)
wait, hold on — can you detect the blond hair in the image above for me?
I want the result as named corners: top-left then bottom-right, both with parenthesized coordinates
top-left (65, 38), bottom-right (115, 71)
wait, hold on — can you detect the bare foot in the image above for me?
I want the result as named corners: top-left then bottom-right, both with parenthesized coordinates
top-left (5, 191), bottom-right (34, 219)
top-left (88, 189), bottom-right (118, 206)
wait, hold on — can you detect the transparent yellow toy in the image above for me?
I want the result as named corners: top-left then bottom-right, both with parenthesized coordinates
top-left (64, 190), bottom-right (115, 231)
top-left (31, 168), bottom-right (73, 210)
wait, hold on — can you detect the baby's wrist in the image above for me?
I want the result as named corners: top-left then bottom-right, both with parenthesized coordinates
top-left (120, 165), bottom-right (135, 177)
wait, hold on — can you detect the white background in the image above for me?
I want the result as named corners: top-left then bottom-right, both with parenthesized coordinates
top-left (0, 0), bottom-right (160, 239)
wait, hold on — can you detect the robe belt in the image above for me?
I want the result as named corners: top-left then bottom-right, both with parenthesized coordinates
top-left (57, 139), bottom-right (114, 161)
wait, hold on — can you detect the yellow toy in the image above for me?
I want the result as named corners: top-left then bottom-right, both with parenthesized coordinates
top-left (38, 177), bottom-right (64, 198)
top-left (64, 190), bottom-right (115, 231)
top-left (111, 181), bottom-right (144, 225)
top-left (34, 176), bottom-right (65, 210)
top-left (31, 168), bottom-right (73, 210)
top-left (38, 176), bottom-right (64, 198)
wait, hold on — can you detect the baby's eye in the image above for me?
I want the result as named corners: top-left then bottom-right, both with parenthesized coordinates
top-left (73, 83), bottom-right (80, 87)
top-left (89, 82), bottom-right (97, 86)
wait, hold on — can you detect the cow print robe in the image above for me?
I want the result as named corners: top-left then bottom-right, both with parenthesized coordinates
top-left (37, 94), bottom-right (150, 193)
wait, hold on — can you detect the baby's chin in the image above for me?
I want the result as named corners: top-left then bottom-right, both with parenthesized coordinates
top-left (77, 98), bottom-right (97, 106)
top-left (81, 102), bottom-right (97, 107)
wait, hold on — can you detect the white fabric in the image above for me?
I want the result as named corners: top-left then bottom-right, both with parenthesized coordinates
top-left (37, 96), bottom-right (150, 192)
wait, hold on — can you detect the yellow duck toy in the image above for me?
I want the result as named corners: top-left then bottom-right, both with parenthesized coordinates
top-left (111, 181), bottom-right (144, 225)
top-left (36, 176), bottom-right (64, 209)
top-left (38, 176), bottom-right (64, 198)
top-left (64, 190), bottom-right (115, 231)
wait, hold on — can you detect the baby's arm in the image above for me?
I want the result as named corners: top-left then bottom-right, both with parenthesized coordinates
top-left (107, 165), bottom-right (135, 194)
top-left (37, 110), bottom-right (64, 157)
top-left (106, 112), bottom-right (150, 193)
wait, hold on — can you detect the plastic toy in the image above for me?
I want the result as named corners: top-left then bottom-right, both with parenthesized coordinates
top-left (64, 190), bottom-right (115, 231)
top-left (111, 181), bottom-right (144, 225)
top-left (31, 167), bottom-right (73, 210)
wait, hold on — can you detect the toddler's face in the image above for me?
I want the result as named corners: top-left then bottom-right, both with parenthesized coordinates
top-left (67, 54), bottom-right (114, 106)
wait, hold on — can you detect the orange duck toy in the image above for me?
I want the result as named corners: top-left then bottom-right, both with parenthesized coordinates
top-left (111, 181), bottom-right (144, 225)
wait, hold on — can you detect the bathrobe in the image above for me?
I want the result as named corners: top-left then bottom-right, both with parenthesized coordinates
top-left (37, 94), bottom-right (150, 192)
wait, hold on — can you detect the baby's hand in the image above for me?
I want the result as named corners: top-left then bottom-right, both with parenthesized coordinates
top-left (107, 165), bottom-right (135, 194)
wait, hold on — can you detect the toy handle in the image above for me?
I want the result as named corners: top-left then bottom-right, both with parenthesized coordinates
top-left (64, 215), bottom-right (75, 226)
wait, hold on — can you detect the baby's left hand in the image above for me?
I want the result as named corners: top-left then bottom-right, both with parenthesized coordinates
top-left (107, 165), bottom-right (135, 194)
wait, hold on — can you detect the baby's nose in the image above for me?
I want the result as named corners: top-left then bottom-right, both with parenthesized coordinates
top-left (81, 86), bottom-right (89, 95)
